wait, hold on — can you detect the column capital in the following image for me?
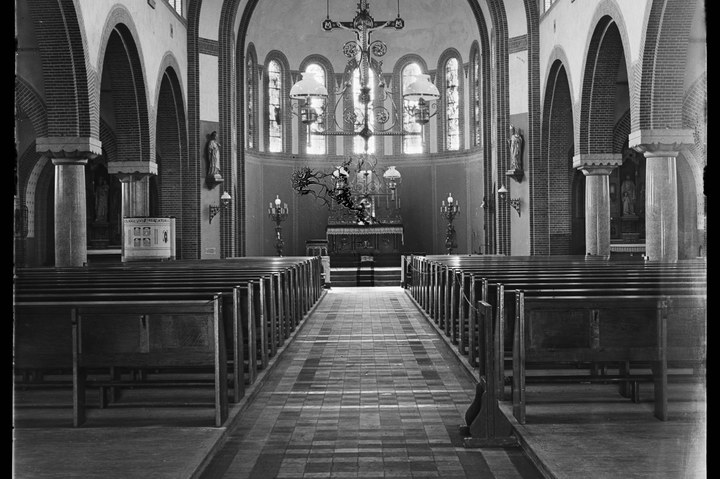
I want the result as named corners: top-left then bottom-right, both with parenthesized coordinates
top-left (573, 154), bottom-right (622, 176)
top-left (628, 129), bottom-right (694, 158)
top-left (36, 136), bottom-right (102, 161)
top-left (108, 161), bottom-right (159, 178)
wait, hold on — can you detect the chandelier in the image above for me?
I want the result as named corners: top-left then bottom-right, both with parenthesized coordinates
top-left (289, 0), bottom-right (440, 143)
top-left (290, 0), bottom-right (439, 224)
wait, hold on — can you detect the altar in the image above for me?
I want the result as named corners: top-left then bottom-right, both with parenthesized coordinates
top-left (326, 224), bottom-right (404, 254)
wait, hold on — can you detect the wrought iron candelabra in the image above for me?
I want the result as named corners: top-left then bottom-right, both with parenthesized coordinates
top-left (440, 193), bottom-right (460, 254)
top-left (268, 195), bottom-right (289, 256)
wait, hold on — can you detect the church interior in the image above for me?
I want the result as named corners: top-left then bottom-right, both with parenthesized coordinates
top-left (14, 0), bottom-right (706, 477)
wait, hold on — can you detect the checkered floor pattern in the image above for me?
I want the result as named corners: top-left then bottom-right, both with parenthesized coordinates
top-left (200, 287), bottom-right (542, 478)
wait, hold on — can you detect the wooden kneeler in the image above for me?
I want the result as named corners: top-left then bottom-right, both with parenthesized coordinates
top-left (459, 300), bottom-right (518, 448)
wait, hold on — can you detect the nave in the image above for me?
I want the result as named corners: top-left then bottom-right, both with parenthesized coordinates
top-left (13, 285), bottom-right (705, 478)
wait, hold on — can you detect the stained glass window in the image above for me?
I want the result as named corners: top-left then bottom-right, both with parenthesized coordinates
top-left (445, 58), bottom-right (460, 151)
top-left (268, 60), bottom-right (282, 152)
top-left (305, 63), bottom-right (327, 155)
top-left (402, 63), bottom-right (423, 154)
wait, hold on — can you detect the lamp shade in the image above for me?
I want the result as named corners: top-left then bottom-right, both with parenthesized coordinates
top-left (221, 191), bottom-right (232, 201)
top-left (290, 72), bottom-right (328, 99)
top-left (403, 74), bottom-right (440, 101)
top-left (383, 166), bottom-right (401, 180)
top-left (498, 185), bottom-right (508, 194)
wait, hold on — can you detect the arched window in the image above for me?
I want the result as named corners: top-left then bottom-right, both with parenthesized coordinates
top-left (402, 62), bottom-right (423, 154)
top-left (471, 49), bottom-right (481, 147)
top-left (353, 68), bottom-right (375, 154)
top-left (445, 58), bottom-right (460, 151)
top-left (267, 60), bottom-right (283, 152)
top-left (305, 63), bottom-right (327, 155)
top-left (246, 55), bottom-right (255, 150)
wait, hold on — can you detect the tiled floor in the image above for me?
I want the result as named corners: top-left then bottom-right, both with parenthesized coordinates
top-left (200, 287), bottom-right (543, 478)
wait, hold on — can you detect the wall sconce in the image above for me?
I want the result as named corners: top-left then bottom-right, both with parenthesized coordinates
top-left (209, 190), bottom-right (231, 224)
top-left (497, 185), bottom-right (521, 217)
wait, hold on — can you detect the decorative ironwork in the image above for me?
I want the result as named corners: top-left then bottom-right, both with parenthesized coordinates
top-left (292, 153), bottom-right (400, 226)
top-left (440, 193), bottom-right (460, 254)
top-left (268, 196), bottom-right (289, 256)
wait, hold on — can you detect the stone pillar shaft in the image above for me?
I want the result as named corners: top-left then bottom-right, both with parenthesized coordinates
top-left (573, 154), bottom-right (622, 258)
top-left (53, 159), bottom-right (88, 267)
top-left (645, 155), bottom-right (678, 261)
top-left (120, 176), bottom-right (150, 218)
top-left (584, 175), bottom-right (610, 256)
top-left (629, 129), bottom-right (694, 262)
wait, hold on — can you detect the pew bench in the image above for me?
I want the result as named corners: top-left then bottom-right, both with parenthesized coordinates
top-left (510, 293), bottom-right (706, 423)
top-left (71, 297), bottom-right (228, 427)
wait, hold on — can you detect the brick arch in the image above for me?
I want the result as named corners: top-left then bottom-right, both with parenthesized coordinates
top-left (15, 78), bottom-right (48, 138)
top-left (156, 64), bottom-right (189, 257)
top-left (634, 0), bottom-right (700, 131)
top-left (576, 0), bottom-right (633, 153)
top-left (99, 118), bottom-right (118, 163)
top-left (681, 73), bottom-right (706, 232)
top-left (391, 54), bottom-right (432, 155)
top-left (180, 0), bottom-right (206, 259)
top-left (16, 79), bottom-right (48, 206)
top-left (154, 53), bottom-right (187, 121)
top-left (225, 0), bottom-right (497, 255)
top-left (99, 22), bottom-right (154, 164)
top-left (245, 43), bottom-right (259, 152)
top-left (612, 110), bottom-right (632, 153)
top-left (15, 80), bottom-right (49, 265)
top-left (482, 0), bottom-right (511, 254)
top-left (17, 144), bottom-right (53, 266)
top-left (682, 72), bottom-right (706, 165)
top-left (577, 15), bottom-right (627, 155)
top-left (521, 0), bottom-right (544, 255)
top-left (435, 48), bottom-right (465, 153)
top-left (25, 0), bottom-right (98, 139)
top-left (541, 59), bottom-right (575, 255)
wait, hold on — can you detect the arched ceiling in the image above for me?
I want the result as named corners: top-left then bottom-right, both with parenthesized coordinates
top-left (244, 0), bottom-right (482, 72)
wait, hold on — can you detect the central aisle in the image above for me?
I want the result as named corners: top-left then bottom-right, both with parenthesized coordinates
top-left (200, 287), bottom-right (543, 478)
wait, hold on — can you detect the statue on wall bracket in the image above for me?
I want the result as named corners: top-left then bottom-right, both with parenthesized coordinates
top-left (505, 124), bottom-right (524, 183)
top-left (205, 130), bottom-right (224, 189)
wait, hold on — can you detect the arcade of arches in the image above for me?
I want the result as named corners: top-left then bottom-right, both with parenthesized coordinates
top-left (15, 0), bottom-right (706, 268)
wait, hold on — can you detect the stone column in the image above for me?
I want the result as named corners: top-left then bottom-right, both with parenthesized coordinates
top-left (36, 137), bottom-right (102, 267)
top-left (573, 154), bottom-right (622, 257)
top-left (117, 174), bottom-right (151, 218)
top-left (109, 160), bottom-right (158, 221)
top-left (52, 158), bottom-right (88, 266)
top-left (629, 130), bottom-right (694, 262)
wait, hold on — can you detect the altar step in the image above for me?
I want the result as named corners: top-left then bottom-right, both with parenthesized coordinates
top-left (329, 266), bottom-right (402, 287)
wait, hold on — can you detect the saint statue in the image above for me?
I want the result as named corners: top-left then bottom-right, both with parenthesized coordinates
top-left (508, 125), bottom-right (523, 171)
top-left (207, 131), bottom-right (222, 181)
top-left (621, 175), bottom-right (636, 216)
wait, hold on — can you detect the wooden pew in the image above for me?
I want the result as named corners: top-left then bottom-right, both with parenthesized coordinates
top-left (511, 292), bottom-right (706, 422)
top-left (15, 257), bottom-right (324, 404)
top-left (15, 288), bottom-right (250, 403)
top-left (71, 297), bottom-right (228, 427)
top-left (405, 255), bottom-right (706, 431)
